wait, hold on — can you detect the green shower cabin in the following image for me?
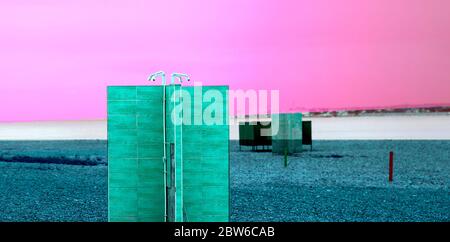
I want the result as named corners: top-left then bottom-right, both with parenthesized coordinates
top-left (272, 113), bottom-right (303, 155)
top-left (107, 85), bottom-right (230, 222)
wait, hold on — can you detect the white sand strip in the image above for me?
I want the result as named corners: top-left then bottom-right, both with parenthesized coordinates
top-left (0, 115), bottom-right (449, 140)
top-left (0, 120), bottom-right (107, 140)
top-left (307, 115), bottom-right (450, 140)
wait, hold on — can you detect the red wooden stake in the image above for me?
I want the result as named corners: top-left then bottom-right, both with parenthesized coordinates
top-left (389, 151), bottom-right (394, 182)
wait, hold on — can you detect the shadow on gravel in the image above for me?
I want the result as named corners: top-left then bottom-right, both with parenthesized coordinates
top-left (0, 155), bottom-right (106, 166)
top-left (291, 153), bottom-right (347, 159)
top-left (313, 154), bottom-right (345, 159)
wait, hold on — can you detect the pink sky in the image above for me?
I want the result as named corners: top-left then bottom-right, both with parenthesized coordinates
top-left (0, 0), bottom-right (449, 122)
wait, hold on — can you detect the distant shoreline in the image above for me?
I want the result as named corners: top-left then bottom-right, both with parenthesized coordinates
top-left (303, 106), bottom-right (450, 118)
top-left (1, 113), bottom-right (450, 140)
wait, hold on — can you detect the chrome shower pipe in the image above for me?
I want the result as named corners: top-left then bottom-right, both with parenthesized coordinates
top-left (147, 70), bottom-right (168, 222)
top-left (170, 72), bottom-right (190, 221)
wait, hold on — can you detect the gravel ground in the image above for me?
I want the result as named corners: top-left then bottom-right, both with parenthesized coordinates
top-left (231, 140), bottom-right (450, 222)
top-left (0, 141), bottom-right (107, 222)
top-left (0, 140), bottom-right (448, 222)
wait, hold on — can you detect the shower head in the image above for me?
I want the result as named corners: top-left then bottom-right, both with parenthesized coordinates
top-left (148, 71), bottom-right (166, 84)
top-left (171, 73), bottom-right (191, 84)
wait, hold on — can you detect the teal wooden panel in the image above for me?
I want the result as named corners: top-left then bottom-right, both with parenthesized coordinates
top-left (108, 85), bottom-right (230, 223)
top-left (137, 100), bottom-right (164, 116)
top-left (108, 144), bottom-right (137, 159)
top-left (108, 86), bottom-right (137, 100)
top-left (108, 187), bottom-right (138, 218)
top-left (108, 86), bottom-right (165, 222)
top-left (109, 158), bottom-right (138, 173)
top-left (182, 86), bottom-right (230, 222)
top-left (164, 85), bottom-right (184, 222)
top-left (107, 101), bottom-right (137, 115)
top-left (109, 172), bottom-right (139, 188)
top-left (107, 129), bottom-right (138, 146)
top-left (108, 115), bottom-right (137, 129)
top-left (137, 86), bottom-right (164, 100)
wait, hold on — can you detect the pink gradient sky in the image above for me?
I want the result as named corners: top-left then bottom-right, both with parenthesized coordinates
top-left (0, 0), bottom-right (449, 122)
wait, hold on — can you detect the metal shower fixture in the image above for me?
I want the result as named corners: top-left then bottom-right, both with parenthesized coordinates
top-left (171, 73), bottom-right (191, 84)
top-left (148, 71), bottom-right (166, 83)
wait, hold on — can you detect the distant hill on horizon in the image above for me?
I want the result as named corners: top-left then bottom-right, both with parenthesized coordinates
top-left (303, 105), bottom-right (450, 117)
